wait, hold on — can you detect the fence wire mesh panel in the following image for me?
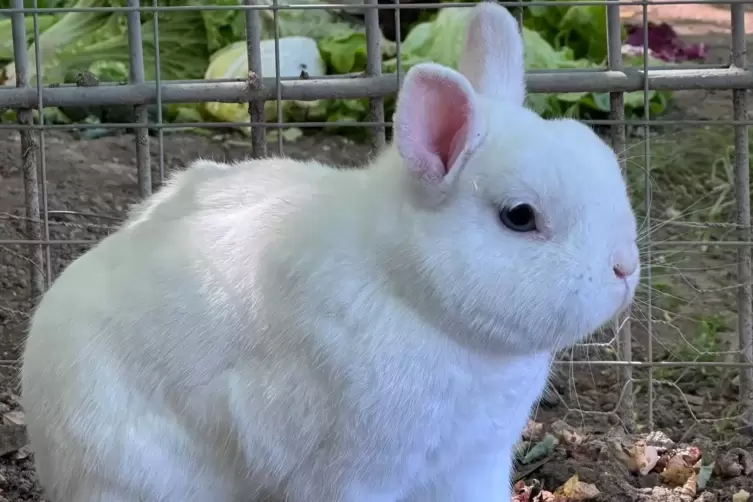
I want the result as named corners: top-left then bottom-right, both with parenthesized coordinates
top-left (0, 0), bottom-right (752, 500)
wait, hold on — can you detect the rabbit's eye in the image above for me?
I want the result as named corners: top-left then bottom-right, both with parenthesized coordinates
top-left (499, 204), bottom-right (537, 232)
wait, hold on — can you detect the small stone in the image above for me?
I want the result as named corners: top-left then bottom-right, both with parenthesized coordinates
top-left (2, 411), bottom-right (24, 426)
top-left (715, 448), bottom-right (753, 478)
top-left (646, 430), bottom-right (674, 449)
top-left (550, 420), bottom-right (585, 446)
top-left (637, 472), bottom-right (660, 489)
top-left (522, 420), bottom-right (544, 441)
top-left (13, 445), bottom-right (31, 460)
top-left (695, 492), bottom-right (718, 502)
top-left (732, 490), bottom-right (751, 502)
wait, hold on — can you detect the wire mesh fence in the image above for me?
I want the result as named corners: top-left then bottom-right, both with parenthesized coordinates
top-left (1, 0), bottom-right (752, 441)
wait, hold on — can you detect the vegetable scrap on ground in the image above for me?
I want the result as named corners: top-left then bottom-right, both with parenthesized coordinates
top-left (0, 393), bottom-right (750, 502)
top-left (512, 419), bottom-right (751, 502)
top-left (0, 0), bottom-right (706, 137)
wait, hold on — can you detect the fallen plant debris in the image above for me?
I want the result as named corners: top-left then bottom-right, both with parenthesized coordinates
top-left (714, 448), bottom-right (753, 479)
top-left (512, 419), bottom-right (753, 502)
top-left (0, 426), bottom-right (26, 458)
top-left (732, 490), bottom-right (751, 502)
top-left (622, 22), bottom-right (708, 63)
top-left (512, 474), bottom-right (600, 502)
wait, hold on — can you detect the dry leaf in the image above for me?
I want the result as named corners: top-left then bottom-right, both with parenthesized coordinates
top-left (569, 443), bottom-right (597, 463)
top-left (13, 445), bottom-right (31, 460)
top-left (641, 445), bottom-right (660, 475)
top-left (553, 474), bottom-right (600, 501)
top-left (512, 479), bottom-right (555, 502)
top-left (666, 452), bottom-right (691, 471)
top-left (607, 438), bottom-right (635, 469)
top-left (523, 420), bottom-right (545, 442)
top-left (514, 480), bottom-right (527, 491)
top-left (629, 441), bottom-right (661, 475)
top-left (660, 464), bottom-right (695, 487)
top-left (677, 469), bottom-right (696, 498)
top-left (535, 490), bottom-right (556, 501)
top-left (0, 425), bottom-right (28, 457)
top-left (512, 481), bottom-right (530, 502)
top-left (550, 420), bottom-right (585, 447)
top-left (2, 411), bottom-right (24, 426)
top-left (675, 446), bottom-right (701, 466)
top-left (732, 490), bottom-right (751, 502)
top-left (646, 430), bottom-right (674, 449)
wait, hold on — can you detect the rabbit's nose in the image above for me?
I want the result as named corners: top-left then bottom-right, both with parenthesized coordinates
top-left (612, 244), bottom-right (639, 279)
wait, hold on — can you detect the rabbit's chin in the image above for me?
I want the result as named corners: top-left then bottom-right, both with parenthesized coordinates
top-left (450, 292), bottom-right (636, 357)
top-left (550, 298), bottom-right (637, 354)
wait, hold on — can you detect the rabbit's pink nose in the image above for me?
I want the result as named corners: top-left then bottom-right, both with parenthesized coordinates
top-left (612, 245), bottom-right (639, 279)
top-left (613, 264), bottom-right (631, 279)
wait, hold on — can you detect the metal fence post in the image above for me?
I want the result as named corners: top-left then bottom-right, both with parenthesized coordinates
top-left (245, 0), bottom-right (267, 159)
top-left (127, 0), bottom-right (152, 198)
top-left (606, 0), bottom-right (635, 433)
top-left (10, 0), bottom-right (45, 302)
top-left (730, 1), bottom-right (753, 426)
top-left (364, 0), bottom-right (386, 149)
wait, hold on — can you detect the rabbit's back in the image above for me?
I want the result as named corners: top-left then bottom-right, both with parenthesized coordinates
top-left (24, 156), bottom-right (334, 386)
top-left (20, 156), bottom-right (341, 501)
top-left (125, 156), bottom-right (335, 228)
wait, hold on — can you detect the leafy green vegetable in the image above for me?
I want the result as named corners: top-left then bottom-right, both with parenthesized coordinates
top-left (1, 0), bottom-right (671, 132)
top-left (203, 37), bottom-right (329, 130)
top-left (0, 0), bottom-right (71, 8)
top-left (55, 8), bottom-right (210, 83)
top-left (318, 32), bottom-right (369, 74)
top-left (2, 0), bottom-right (367, 125)
top-left (195, 0), bottom-right (359, 52)
top-left (256, 0), bottom-right (358, 41)
top-left (696, 462), bottom-right (714, 490)
top-left (316, 6), bottom-right (671, 126)
top-left (1, 0), bottom-right (218, 124)
top-left (521, 0), bottom-right (612, 63)
top-left (521, 433), bottom-right (557, 464)
top-left (0, 14), bottom-right (59, 62)
top-left (2, 0), bottom-right (113, 84)
top-left (191, 0), bottom-right (247, 54)
top-left (5, 1), bottom-right (211, 85)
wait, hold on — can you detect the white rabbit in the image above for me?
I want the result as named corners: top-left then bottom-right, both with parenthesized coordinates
top-left (20, 2), bottom-right (639, 501)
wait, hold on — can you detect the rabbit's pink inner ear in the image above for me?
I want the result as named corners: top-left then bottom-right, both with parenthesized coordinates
top-left (395, 66), bottom-right (481, 184)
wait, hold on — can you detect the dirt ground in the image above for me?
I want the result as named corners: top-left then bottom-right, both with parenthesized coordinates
top-left (0, 4), bottom-right (752, 502)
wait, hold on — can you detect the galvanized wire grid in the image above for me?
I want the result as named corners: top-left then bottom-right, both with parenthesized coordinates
top-left (2, 0), bottom-right (753, 431)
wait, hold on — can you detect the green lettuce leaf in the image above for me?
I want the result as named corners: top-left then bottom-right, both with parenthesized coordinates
top-left (316, 6), bottom-right (671, 127)
top-left (521, 0), bottom-right (611, 63)
top-left (0, 14), bottom-right (59, 63)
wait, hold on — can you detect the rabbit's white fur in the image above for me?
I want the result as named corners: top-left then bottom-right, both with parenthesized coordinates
top-left (21, 2), bottom-right (639, 502)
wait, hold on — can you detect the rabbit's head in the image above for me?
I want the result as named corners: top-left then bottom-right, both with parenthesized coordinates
top-left (391, 1), bottom-right (639, 355)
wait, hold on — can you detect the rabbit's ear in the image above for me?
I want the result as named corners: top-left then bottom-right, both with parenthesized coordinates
top-left (394, 63), bottom-right (485, 189)
top-left (458, 1), bottom-right (526, 105)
